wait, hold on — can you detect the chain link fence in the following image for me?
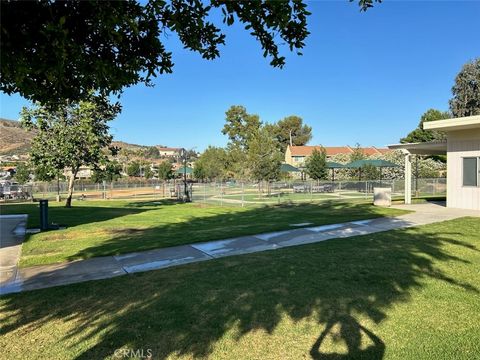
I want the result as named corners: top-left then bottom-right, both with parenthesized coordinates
top-left (1, 178), bottom-right (446, 205)
top-left (191, 178), bottom-right (446, 206)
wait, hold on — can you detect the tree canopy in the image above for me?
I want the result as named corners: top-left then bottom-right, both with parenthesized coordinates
top-left (14, 163), bottom-right (31, 184)
top-left (1, 1), bottom-right (307, 105)
top-left (156, 161), bottom-right (173, 181)
top-left (1, 1), bottom-right (382, 106)
top-left (20, 95), bottom-right (120, 207)
top-left (194, 146), bottom-right (227, 181)
top-left (91, 161), bottom-right (122, 183)
top-left (349, 143), bottom-right (365, 162)
top-left (222, 106), bottom-right (262, 150)
top-left (247, 128), bottom-right (283, 182)
top-left (126, 162), bottom-right (142, 177)
top-left (305, 147), bottom-right (328, 181)
top-left (400, 109), bottom-right (450, 144)
top-left (449, 58), bottom-right (480, 118)
top-left (267, 115), bottom-right (312, 151)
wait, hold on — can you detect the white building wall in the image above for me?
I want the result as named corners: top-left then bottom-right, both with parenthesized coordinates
top-left (447, 129), bottom-right (480, 210)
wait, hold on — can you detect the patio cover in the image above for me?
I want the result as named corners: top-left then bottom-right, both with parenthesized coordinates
top-left (388, 141), bottom-right (447, 204)
top-left (280, 163), bottom-right (300, 172)
top-left (344, 159), bottom-right (399, 168)
top-left (175, 166), bottom-right (194, 175)
top-left (326, 161), bottom-right (345, 168)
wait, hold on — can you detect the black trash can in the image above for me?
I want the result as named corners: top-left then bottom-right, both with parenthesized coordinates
top-left (39, 199), bottom-right (48, 231)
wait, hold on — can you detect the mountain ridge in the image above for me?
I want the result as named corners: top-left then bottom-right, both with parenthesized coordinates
top-left (0, 118), bottom-right (169, 156)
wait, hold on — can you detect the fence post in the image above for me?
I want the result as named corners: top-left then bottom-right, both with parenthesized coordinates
top-left (310, 181), bottom-right (313, 202)
top-left (365, 181), bottom-right (368, 199)
top-left (241, 182), bottom-right (244, 207)
top-left (204, 182), bottom-right (207, 205)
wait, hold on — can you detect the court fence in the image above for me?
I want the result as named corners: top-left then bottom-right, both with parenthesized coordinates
top-left (1, 178), bottom-right (446, 206)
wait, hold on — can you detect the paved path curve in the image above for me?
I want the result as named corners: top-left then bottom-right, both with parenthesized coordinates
top-left (1, 203), bottom-right (478, 295)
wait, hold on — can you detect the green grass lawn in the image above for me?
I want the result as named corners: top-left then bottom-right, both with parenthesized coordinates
top-left (219, 192), bottom-right (341, 203)
top-left (1, 217), bottom-right (479, 359)
top-left (0, 199), bottom-right (407, 267)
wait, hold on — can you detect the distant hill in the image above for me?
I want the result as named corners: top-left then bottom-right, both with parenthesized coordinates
top-left (0, 118), bottom-right (168, 159)
top-left (111, 141), bottom-right (150, 152)
top-left (0, 118), bottom-right (35, 155)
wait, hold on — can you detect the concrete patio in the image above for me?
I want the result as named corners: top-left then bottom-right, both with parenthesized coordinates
top-left (1, 202), bottom-right (478, 295)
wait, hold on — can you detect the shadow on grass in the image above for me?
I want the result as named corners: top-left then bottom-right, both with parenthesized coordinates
top-left (1, 218), bottom-right (478, 359)
top-left (0, 201), bottom-right (177, 229)
top-left (125, 199), bottom-right (180, 207)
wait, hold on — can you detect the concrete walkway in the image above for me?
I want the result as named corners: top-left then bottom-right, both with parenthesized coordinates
top-left (0, 215), bottom-right (28, 286)
top-left (1, 203), bottom-right (478, 295)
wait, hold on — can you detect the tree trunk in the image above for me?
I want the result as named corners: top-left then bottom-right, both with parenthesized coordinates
top-left (65, 170), bottom-right (77, 208)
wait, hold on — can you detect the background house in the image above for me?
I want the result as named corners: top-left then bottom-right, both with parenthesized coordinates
top-left (284, 145), bottom-right (390, 167)
top-left (156, 147), bottom-right (184, 158)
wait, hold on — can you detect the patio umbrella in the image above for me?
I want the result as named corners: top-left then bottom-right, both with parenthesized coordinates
top-left (344, 159), bottom-right (399, 180)
top-left (175, 166), bottom-right (194, 175)
top-left (280, 163), bottom-right (301, 172)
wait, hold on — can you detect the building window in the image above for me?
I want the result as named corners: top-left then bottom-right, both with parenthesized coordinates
top-left (463, 157), bottom-right (479, 187)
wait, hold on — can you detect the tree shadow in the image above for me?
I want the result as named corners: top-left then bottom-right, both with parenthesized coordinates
top-left (310, 314), bottom-right (385, 360)
top-left (126, 199), bottom-right (179, 207)
top-left (1, 218), bottom-right (478, 359)
top-left (0, 201), bottom-right (172, 229)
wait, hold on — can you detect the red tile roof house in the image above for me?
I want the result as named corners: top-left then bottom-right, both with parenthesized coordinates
top-left (284, 145), bottom-right (390, 167)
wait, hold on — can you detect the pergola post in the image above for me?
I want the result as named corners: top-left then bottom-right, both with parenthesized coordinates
top-left (403, 150), bottom-right (412, 204)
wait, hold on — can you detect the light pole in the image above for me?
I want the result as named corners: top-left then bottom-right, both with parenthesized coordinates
top-left (180, 148), bottom-right (190, 202)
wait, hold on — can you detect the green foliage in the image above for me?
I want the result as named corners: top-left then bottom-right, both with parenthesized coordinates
top-left (225, 143), bottom-right (249, 180)
top-left (126, 161), bottom-right (141, 177)
top-left (192, 163), bottom-right (206, 181)
top-left (144, 166), bottom-right (154, 180)
top-left (305, 147), bottom-right (328, 181)
top-left (14, 163), bottom-right (31, 184)
top-left (222, 106), bottom-right (262, 150)
top-left (349, 143), bottom-right (365, 162)
top-left (33, 165), bottom-right (60, 182)
top-left (267, 115), bottom-right (312, 152)
top-left (413, 156), bottom-right (444, 179)
top-left (156, 161), bottom-right (173, 181)
top-left (449, 58), bottom-right (480, 117)
top-left (20, 94), bottom-right (120, 206)
top-left (185, 149), bottom-right (198, 160)
top-left (91, 161), bottom-right (123, 183)
top-left (145, 146), bottom-right (160, 159)
top-left (194, 146), bottom-right (227, 181)
top-left (247, 128), bottom-right (283, 182)
top-left (360, 164), bottom-right (381, 180)
top-left (1, 1), bottom-right (313, 105)
top-left (400, 109), bottom-right (450, 143)
top-left (353, 0), bottom-right (383, 11)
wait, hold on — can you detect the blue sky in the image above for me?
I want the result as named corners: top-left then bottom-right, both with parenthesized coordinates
top-left (1, 1), bottom-right (479, 151)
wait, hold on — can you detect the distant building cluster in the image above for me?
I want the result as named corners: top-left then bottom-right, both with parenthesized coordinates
top-left (284, 145), bottom-right (391, 167)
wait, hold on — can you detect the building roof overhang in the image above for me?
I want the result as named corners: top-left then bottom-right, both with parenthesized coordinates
top-left (423, 115), bottom-right (480, 132)
top-left (387, 141), bottom-right (447, 155)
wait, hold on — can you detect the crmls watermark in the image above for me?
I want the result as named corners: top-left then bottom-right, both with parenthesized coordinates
top-left (113, 348), bottom-right (153, 359)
